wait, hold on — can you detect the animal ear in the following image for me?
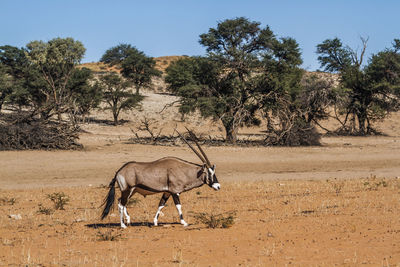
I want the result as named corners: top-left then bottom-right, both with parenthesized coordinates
top-left (202, 164), bottom-right (208, 171)
top-left (212, 164), bottom-right (216, 170)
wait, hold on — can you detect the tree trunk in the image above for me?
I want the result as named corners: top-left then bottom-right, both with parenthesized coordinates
top-left (357, 112), bottom-right (367, 135)
top-left (113, 112), bottom-right (118, 125)
top-left (222, 118), bottom-right (238, 144)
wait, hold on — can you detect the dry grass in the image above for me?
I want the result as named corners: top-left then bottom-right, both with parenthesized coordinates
top-left (192, 211), bottom-right (236, 228)
top-left (0, 178), bottom-right (399, 266)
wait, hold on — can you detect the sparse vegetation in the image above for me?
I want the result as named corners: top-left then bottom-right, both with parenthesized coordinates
top-left (0, 197), bottom-right (16, 205)
top-left (47, 192), bottom-right (70, 210)
top-left (37, 204), bottom-right (54, 215)
top-left (96, 230), bottom-right (122, 241)
top-left (327, 179), bottom-right (345, 195)
top-left (0, 178), bottom-right (399, 265)
top-left (193, 211), bottom-right (236, 228)
top-left (363, 177), bottom-right (389, 191)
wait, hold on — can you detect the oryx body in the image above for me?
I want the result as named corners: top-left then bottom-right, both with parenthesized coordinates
top-left (101, 131), bottom-right (220, 228)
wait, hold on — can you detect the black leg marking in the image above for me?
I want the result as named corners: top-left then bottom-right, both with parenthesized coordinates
top-left (156, 193), bottom-right (170, 220)
top-left (158, 192), bottom-right (170, 207)
top-left (172, 194), bottom-right (181, 205)
top-left (120, 190), bottom-right (130, 206)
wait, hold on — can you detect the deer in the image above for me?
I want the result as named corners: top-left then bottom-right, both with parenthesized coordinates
top-left (100, 129), bottom-right (220, 228)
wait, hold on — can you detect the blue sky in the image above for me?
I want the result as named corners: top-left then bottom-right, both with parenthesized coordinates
top-left (1, 0), bottom-right (399, 70)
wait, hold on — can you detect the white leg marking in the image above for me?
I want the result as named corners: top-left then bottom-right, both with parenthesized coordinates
top-left (153, 205), bottom-right (165, 226)
top-left (118, 202), bottom-right (127, 229)
top-left (123, 206), bottom-right (130, 225)
top-left (176, 204), bottom-right (188, 227)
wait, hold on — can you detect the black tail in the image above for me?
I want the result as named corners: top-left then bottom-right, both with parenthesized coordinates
top-left (101, 176), bottom-right (117, 220)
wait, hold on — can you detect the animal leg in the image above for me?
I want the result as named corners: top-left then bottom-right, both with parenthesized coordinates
top-left (118, 190), bottom-right (130, 228)
top-left (172, 194), bottom-right (188, 227)
top-left (124, 187), bottom-right (136, 225)
top-left (154, 193), bottom-right (170, 226)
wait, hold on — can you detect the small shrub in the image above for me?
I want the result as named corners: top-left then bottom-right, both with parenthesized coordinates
top-left (193, 211), bottom-right (236, 228)
top-left (327, 180), bottom-right (345, 195)
top-left (37, 204), bottom-right (54, 215)
top-left (363, 178), bottom-right (388, 191)
top-left (96, 230), bottom-right (121, 241)
top-left (47, 192), bottom-right (70, 210)
top-left (0, 197), bottom-right (16, 205)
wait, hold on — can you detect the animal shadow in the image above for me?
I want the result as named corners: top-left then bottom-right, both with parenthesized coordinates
top-left (85, 222), bottom-right (181, 229)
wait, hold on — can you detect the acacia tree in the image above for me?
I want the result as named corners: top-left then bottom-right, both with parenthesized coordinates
top-left (25, 37), bottom-right (86, 121)
top-left (166, 17), bottom-right (278, 143)
top-left (98, 73), bottom-right (144, 125)
top-left (256, 37), bottom-right (324, 145)
top-left (100, 44), bottom-right (161, 94)
top-left (365, 39), bottom-right (400, 117)
top-left (316, 37), bottom-right (400, 135)
top-left (166, 17), bottom-right (307, 144)
top-left (0, 45), bottom-right (47, 114)
top-left (67, 67), bottom-right (103, 123)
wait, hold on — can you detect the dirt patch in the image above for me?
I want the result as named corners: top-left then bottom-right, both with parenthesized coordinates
top-left (0, 178), bottom-right (399, 266)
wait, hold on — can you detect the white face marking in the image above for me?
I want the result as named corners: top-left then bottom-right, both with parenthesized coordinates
top-left (212, 183), bottom-right (221, 191)
top-left (208, 168), bottom-right (215, 177)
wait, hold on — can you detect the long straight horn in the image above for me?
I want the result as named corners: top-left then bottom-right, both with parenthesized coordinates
top-left (176, 130), bottom-right (206, 164)
top-left (185, 127), bottom-right (212, 167)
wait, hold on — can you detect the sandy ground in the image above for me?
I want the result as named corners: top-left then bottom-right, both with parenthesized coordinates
top-left (0, 92), bottom-right (400, 266)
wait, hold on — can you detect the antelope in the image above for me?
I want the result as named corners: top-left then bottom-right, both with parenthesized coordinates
top-left (100, 130), bottom-right (220, 228)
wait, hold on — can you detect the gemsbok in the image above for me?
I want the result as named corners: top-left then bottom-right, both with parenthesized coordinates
top-left (101, 129), bottom-right (220, 228)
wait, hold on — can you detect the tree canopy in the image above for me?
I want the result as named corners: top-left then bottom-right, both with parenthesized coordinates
top-left (100, 44), bottom-right (161, 94)
top-left (166, 17), bottom-right (306, 143)
top-left (316, 37), bottom-right (400, 135)
top-left (25, 37), bottom-right (86, 121)
top-left (98, 72), bottom-right (144, 125)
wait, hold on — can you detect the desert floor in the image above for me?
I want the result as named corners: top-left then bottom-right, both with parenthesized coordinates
top-left (0, 92), bottom-right (399, 266)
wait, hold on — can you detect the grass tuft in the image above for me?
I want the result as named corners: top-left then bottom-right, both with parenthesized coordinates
top-left (193, 211), bottom-right (236, 228)
top-left (96, 230), bottom-right (122, 241)
top-left (0, 197), bottom-right (16, 205)
top-left (47, 192), bottom-right (70, 210)
top-left (37, 203), bottom-right (54, 215)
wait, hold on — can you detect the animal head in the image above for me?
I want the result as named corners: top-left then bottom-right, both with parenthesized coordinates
top-left (206, 164), bottom-right (220, 191)
top-left (178, 128), bottom-right (221, 191)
